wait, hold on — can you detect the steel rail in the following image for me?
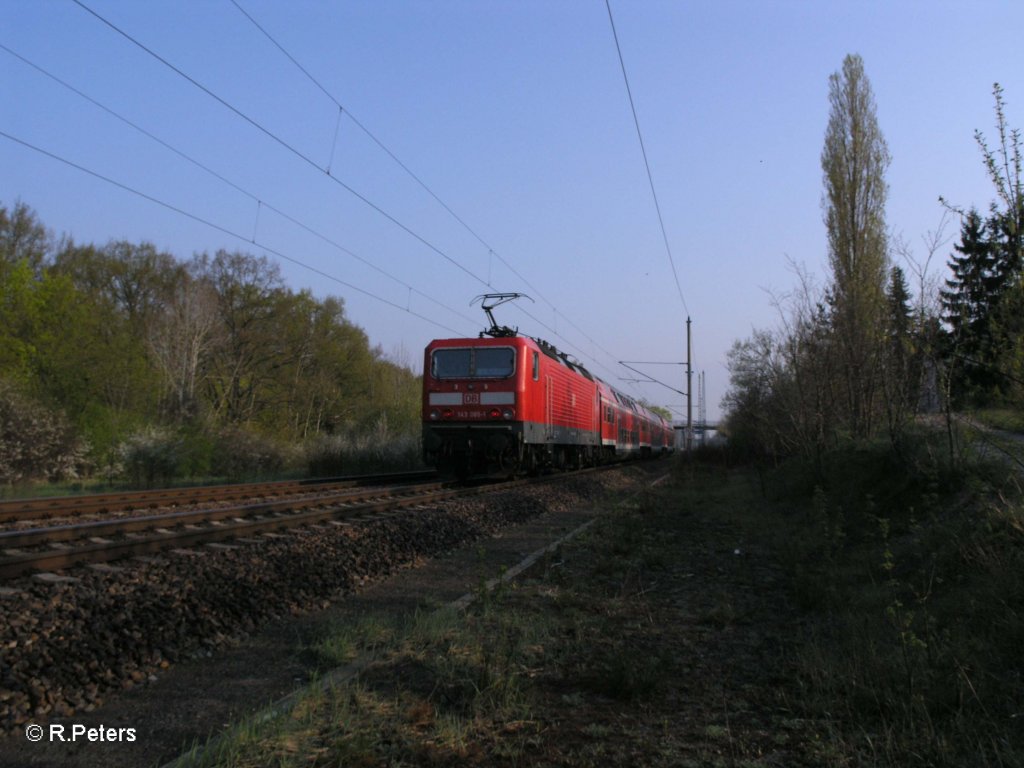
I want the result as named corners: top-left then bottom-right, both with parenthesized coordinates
top-left (0, 470), bottom-right (437, 523)
top-left (0, 470), bottom-right (597, 580)
top-left (0, 482), bottom-right (449, 550)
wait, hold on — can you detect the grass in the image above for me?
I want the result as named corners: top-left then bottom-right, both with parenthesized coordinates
top-left (174, 445), bottom-right (1024, 767)
top-left (752, 436), bottom-right (1024, 767)
top-left (183, 460), bottom-right (816, 766)
top-left (972, 407), bottom-right (1024, 434)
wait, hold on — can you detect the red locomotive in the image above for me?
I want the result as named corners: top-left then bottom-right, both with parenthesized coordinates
top-left (422, 294), bottom-right (673, 476)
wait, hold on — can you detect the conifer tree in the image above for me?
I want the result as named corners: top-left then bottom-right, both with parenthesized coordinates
top-left (941, 86), bottom-right (1024, 402)
top-left (940, 209), bottom-right (997, 366)
top-left (882, 265), bottom-right (915, 442)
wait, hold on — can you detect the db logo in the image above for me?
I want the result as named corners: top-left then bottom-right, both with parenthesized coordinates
top-left (463, 393), bottom-right (480, 404)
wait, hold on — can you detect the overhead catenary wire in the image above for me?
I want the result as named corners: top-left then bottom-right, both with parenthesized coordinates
top-left (2, 56), bottom-right (624, 389)
top-left (617, 361), bottom-right (686, 396)
top-left (0, 129), bottom-right (471, 338)
top-left (227, 0), bottom-right (629, 377)
top-left (68, 0), bottom-right (630, 386)
top-left (70, 0), bottom-right (483, 288)
top-left (0, 41), bottom-right (481, 330)
top-left (49, 0), bottom-right (647, 393)
top-left (604, 0), bottom-right (690, 317)
top-left (228, 0), bottom-right (536, 288)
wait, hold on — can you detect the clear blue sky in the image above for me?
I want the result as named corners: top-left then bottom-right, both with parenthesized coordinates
top-left (3, 0), bottom-right (1022, 422)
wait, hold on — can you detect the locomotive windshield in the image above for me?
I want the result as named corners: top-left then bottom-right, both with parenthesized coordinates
top-left (432, 347), bottom-right (515, 379)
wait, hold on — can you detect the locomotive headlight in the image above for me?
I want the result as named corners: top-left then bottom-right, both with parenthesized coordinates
top-left (502, 408), bottom-right (514, 420)
top-left (429, 409), bottom-right (441, 421)
top-left (442, 409), bottom-right (454, 419)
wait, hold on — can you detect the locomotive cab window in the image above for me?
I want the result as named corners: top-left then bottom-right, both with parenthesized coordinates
top-left (431, 347), bottom-right (515, 379)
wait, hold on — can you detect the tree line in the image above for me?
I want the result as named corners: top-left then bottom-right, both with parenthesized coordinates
top-left (940, 85), bottom-right (1024, 404)
top-left (723, 56), bottom-right (1023, 462)
top-left (0, 208), bottom-right (422, 484)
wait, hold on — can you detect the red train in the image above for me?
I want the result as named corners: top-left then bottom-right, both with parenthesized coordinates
top-left (422, 297), bottom-right (673, 476)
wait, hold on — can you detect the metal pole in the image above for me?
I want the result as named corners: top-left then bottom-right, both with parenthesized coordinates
top-left (686, 316), bottom-right (692, 452)
top-left (699, 371), bottom-right (706, 447)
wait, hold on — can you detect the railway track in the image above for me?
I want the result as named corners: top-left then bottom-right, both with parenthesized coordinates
top-left (0, 469), bottom-right (437, 525)
top-left (0, 462), bottom-right (633, 740)
top-left (0, 470), bottom-right (572, 581)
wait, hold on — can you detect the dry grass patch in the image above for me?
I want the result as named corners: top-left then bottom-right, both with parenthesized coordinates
top-left (182, 460), bottom-right (827, 767)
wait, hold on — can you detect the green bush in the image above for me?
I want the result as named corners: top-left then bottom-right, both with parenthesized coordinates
top-left (210, 427), bottom-right (288, 480)
top-left (0, 380), bottom-right (88, 483)
top-left (306, 427), bottom-right (422, 476)
top-left (117, 427), bottom-right (182, 488)
top-left (763, 440), bottom-right (1024, 766)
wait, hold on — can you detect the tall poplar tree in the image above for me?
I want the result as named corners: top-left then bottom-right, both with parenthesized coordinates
top-left (821, 53), bottom-right (891, 437)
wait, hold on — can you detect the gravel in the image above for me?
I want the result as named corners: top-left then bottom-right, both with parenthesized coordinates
top-left (0, 470), bottom-right (632, 736)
